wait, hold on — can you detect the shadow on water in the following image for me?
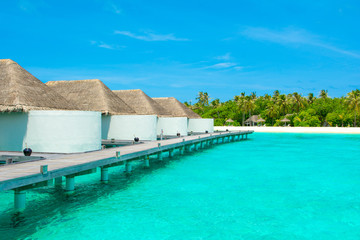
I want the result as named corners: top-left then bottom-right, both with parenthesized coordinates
top-left (1, 159), bottom-right (177, 239)
top-left (0, 139), bottom-right (250, 240)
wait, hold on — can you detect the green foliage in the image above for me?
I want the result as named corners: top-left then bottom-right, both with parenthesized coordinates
top-left (293, 109), bottom-right (321, 127)
top-left (188, 90), bottom-right (360, 127)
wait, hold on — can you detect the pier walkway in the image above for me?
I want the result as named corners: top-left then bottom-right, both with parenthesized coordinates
top-left (0, 130), bottom-right (253, 210)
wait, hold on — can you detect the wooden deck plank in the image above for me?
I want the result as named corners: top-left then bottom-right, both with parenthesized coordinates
top-left (0, 131), bottom-right (252, 191)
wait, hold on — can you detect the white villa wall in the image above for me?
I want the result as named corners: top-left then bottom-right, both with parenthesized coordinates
top-left (0, 112), bottom-right (28, 152)
top-left (102, 115), bottom-right (157, 141)
top-left (157, 117), bottom-right (188, 136)
top-left (188, 118), bottom-right (214, 133)
top-left (0, 111), bottom-right (101, 153)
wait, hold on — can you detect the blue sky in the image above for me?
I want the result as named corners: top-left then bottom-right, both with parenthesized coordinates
top-left (1, 0), bottom-right (360, 102)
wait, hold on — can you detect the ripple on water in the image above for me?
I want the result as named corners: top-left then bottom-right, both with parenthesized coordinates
top-left (1, 133), bottom-right (360, 239)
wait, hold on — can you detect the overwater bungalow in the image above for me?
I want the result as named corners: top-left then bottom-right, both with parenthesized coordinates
top-left (115, 90), bottom-right (195, 138)
top-left (153, 97), bottom-right (214, 135)
top-left (47, 79), bottom-right (157, 141)
top-left (0, 59), bottom-right (101, 153)
top-left (113, 89), bottom-right (170, 116)
top-left (113, 89), bottom-right (171, 139)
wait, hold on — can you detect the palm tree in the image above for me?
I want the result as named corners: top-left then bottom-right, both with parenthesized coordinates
top-left (338, 113), bottom-right (344, 127)
top-left (245, 96), bottom-right (256, 123)
top-left (346, 89), bottom-right (360, 127)
top-left (235, 95), bottom-right (246, 125)
top-left (307, 93), bottom-right (315, 104)
top-left (292, 92), bottom-right (305, 113)
top-left (273, 90), bottom-right (280, 99)
top-left (264, 94), bottom-right (271, 101)
top-left (250, 92), bottom-right (257, 100)
top-left (277, 94), bottom-right (288, 115)
top-left (265, 102), bottom-right (279, 125)
top-left (320, 90), bottom-right (328, 99)
top-left (195, 92), bottom-right (210, 114)
top-left (272, 90), bottom-right (280, 103)
top-left (211, 99), bottom-right (221, 119)
top-left (196, 92), bottom-right (210, 106)
top-left (211, 99), bottom-right (220, 108)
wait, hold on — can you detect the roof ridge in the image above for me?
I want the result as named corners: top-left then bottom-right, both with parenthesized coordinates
top-left (113, 89), bottom-right (171, 116)
top-left (0, 60), bottom-right (76, 112)
top-left (153, 97), bottom-right (201, 118)
top-left (96, 80), bottom-right (111, 112)
top-left (46, 79), bottom-right (135, 114)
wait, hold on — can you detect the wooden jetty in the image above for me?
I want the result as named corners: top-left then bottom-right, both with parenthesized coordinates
top-left (0, 130), bottom-right (253, 211)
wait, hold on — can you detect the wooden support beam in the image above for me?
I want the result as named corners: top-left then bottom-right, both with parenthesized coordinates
top-left (100, 167), bottom-right (109, 182)
top-left (17, 180), bottom-right (52, 191)
top-left (67, 168), bottom-right (97, 178)
top-left (169, 149), bottom-right (174, 158)
top-left (65, 176), bottom-right (75, 191)
top-left (144, 155), bottom-right (150, 168)
top-left (157, 151), bottom-right (163, 160)
top-left (180, 147), bottom-right (185, 155)
top-left (55, 177), bottom-right (62, 186)
top-left (14, 189), bottom-right (26, 211)
top-left (125, 161), bottom-right (132, 173)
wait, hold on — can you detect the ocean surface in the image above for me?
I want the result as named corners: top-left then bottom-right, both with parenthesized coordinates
top-left (1, 133), bottom-right (360, 239)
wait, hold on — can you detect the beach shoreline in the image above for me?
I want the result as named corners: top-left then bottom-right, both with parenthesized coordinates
top-left (214, 126), bottom-right (360, 134)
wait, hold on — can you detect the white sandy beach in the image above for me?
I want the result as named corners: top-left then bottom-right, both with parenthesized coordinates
top-left (215, 126), bottom-right (360, 134)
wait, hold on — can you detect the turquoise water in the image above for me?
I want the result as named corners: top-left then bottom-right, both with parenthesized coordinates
top-left (1, 133), bottom-right (360, 239)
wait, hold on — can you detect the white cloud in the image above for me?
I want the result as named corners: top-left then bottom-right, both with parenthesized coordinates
top-left (109, 2), bottom-right (122, 14)
top-left (206, 62), bottom-right (237, 69)
top-left (234, 66), bottom-right (244, 71)
top-left (90, 41), bottom-right (125, 50)
top-left (114, 30), bottom-right (189, 41)
top-left (241, 27), bottom-right (360, 58)
top-left (215, 53), bottom-right (231, 60)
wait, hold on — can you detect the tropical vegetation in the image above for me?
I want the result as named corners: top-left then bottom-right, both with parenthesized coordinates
top-left (185, 90), bottom-right (360, 127)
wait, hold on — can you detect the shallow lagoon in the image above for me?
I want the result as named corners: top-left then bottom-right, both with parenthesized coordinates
top-left (1, 133), bottom-right (360, 239)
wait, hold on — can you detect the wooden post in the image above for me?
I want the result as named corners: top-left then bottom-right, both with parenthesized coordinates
top-left (158, 143), bottom-right (163, 160)
top-left (180, 147), bottom-right (185, 155)
top-left (14, 189), bottom-right (26, 211)
top-left (125, 161), bottom-right (132, 173)
top-left (144, 155), bottom-right (150, 168)
top-left (101, 167), bottom-right (109, 182)
top-left (65, 176), bottom-right (75, 191)
top-left (158, 151), bottom-right (163, 160)
top-left (169, 149), bottom-right (174, 158)
top-left (54, 177), bottom-right (63, 186)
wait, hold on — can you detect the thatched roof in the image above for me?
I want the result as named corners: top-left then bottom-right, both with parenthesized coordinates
top-left (0, 59), bottom-right (77, 112)
top-left (245, 115), bottom-right (259, 123)
top-left (153, 97), bottom-right (201, 119)
top-left (113, 89), bottom-right (171, 116)
top-left (257, 118), bottom-right (265, 122)
top-left (281, 117), bottom-right (290, 122)
top-left (226, 118), bottom-right (234, 123)
top-left (46, 79), bottom-right (136, 115)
